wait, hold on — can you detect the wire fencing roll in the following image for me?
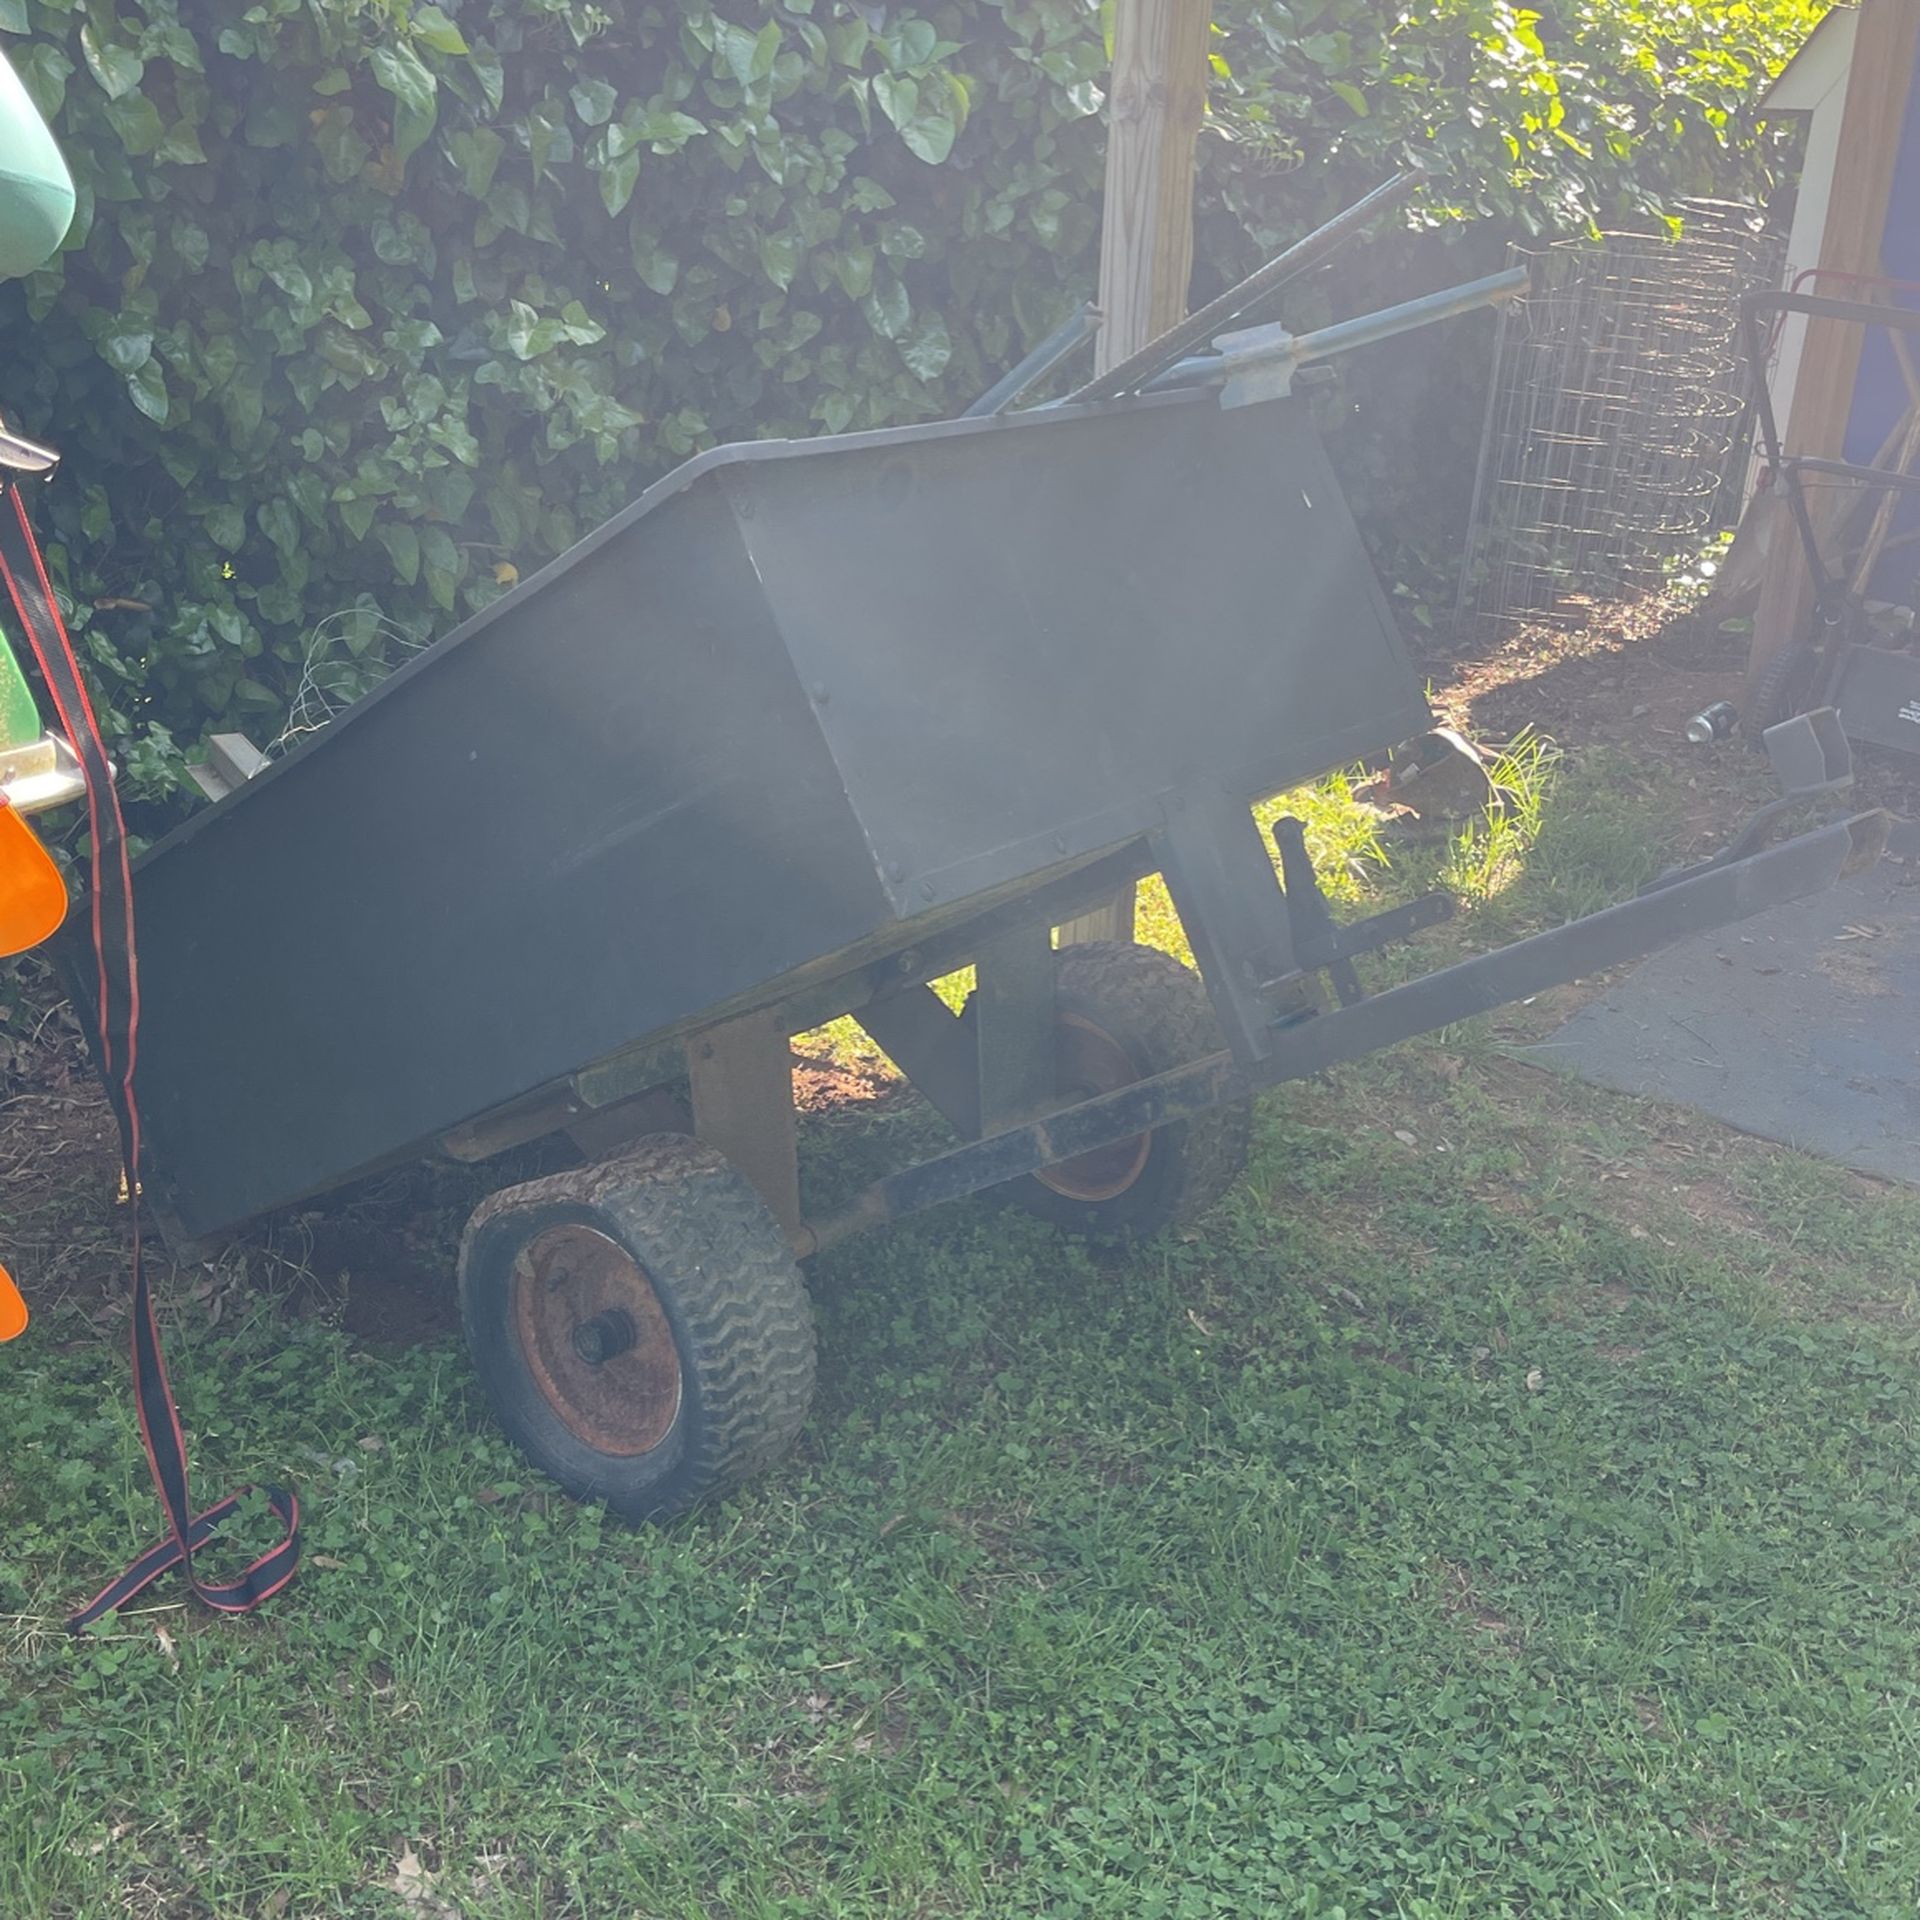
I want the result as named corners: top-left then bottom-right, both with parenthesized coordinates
top-left (1456, 202), bottom-right (1783, 637)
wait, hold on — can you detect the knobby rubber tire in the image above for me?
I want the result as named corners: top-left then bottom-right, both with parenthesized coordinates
top-left (459, 1136), bottom-right (816, 1521)
top-left (994, 940), bottom-right (1251, 1243)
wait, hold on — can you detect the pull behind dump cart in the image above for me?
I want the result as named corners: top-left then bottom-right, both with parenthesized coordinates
top-left (106, 309), bottom-right (1880, 1520)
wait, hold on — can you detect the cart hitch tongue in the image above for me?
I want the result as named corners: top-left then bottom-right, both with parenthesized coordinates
top-left (796, 714), bottom-right (1883, 1262)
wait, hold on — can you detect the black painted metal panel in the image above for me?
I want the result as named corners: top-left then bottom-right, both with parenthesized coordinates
top-left (734, 395), bottom-right (1427, 913)
top-left (131, 485), bottom-right (887, 1237)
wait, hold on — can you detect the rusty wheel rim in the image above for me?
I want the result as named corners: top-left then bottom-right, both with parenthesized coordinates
top-left (1035, 1011), bottom-right (1155, 1203)
top-left (511, 1224), bottom-right (682, 1456)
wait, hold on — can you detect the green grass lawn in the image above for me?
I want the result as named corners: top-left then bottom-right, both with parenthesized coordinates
top-left (3, 740), bottom-right (1919, 1918)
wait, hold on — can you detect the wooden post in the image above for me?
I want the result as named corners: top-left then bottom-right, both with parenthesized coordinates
top-left (1745, 0), bottom-right (1920, 717)
top-left (1058, 0), bottom-right (1213, 948)
top-left (1095, 0), bottom-right (1213, 370)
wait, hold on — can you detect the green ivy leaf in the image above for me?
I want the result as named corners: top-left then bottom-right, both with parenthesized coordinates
top-left (314, 111), bottom-right (371, 183)
top-left (640, 110), bottom-right (706, 153)
top-left (944, 69), bottom-right (972, 135)
top-left (571, 78), bottom-right (617, 126)
top-left (1330, 80), bottom-right (1369, 117)
top-left (834, 245), bottom-right (874, 300)
top-left (467, 46), bottom-right (504, 115)
top-left (101, 324), bottom-right (153, 374)
top-left (377, 523), bottom-right (421, 586)
top-left (370, 42), bottom-right (438, 165)
top-left (899, 312), bottom-right (951, 382)
top-left (447, 128), bottom-right (504, 197)
top-left (827, 18), bottom-right (868, 66)
top-left (893, 20), bottom-right (937, 66)
top-left (205, 503), bottom-right (247, 553)
top-left (758, 230), bottom-right (800, 292)
top-left (872, 72), bottom-right (916, 131)
top-left (167, 224), bottom-right (208, 277)
top-left (419, 526), bottom-right (462, 611)
top-left (630, 229), bottom-right (679, 296)
top-left (862, 273), bottom-right (909, 341)
top-left (526, 97), bottom-right (572, 179)
top-left (105, 92), bottom-right (167, 157)
top-left (156, 119), bottom-right (208, 166)
top-left (125, 358), bottom-right (169, 424)
top-left (410, 5), bottom-right (469, 57)
top-left (598, 147), bottom-right (641, 217)
top-left (258, 497), bottom-right (300, 559)
top-left (716, 22), bottom-right (760, 89)
top-left (79, 24), bottom-right (143, 101)
top-left (12, 43), bottom-right (73, 119)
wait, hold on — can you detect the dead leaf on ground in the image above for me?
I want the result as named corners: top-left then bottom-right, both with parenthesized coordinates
top-left (391, 1844), bottom-right (458, 1918)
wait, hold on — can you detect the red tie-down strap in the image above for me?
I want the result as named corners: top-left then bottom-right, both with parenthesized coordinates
top-left (0, 483), bottom-right (299, 1630)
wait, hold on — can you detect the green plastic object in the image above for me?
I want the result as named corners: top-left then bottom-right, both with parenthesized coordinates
top-left (0, 46), bottom-right (69, 754)
top-left (0, 625), bottom-right (35, 752)
top-left (0, 48), bottom-right (71, 279)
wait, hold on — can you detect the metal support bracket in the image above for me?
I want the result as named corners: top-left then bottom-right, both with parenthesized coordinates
top-left (686, 1008), bottom-right (802, 1241)
top-left (858, 920), bottom-right (1059, 1137)
top-left (1140, 266), bottom-right (1531, 408)
top-left (0, 729), bottom-right (85, 816)
top-left (1153, 786), bottom-right (1306, 1064)
top-left (1763, 705), bottom-right (1853, 797)
top-left (857, 985), bottom-right (980, 1138)
top-left (972, 921), bottom-right (1057, 1133)
top-left (1267, 815), bottom-right (1453, 1006)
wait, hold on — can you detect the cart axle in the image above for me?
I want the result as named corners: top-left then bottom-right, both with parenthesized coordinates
top-left (570, 1308), bottom-right (639, 1366)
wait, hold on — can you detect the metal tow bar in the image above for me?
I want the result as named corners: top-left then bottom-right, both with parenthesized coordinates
top-left (796, 810), bottom-right (1884, 1257)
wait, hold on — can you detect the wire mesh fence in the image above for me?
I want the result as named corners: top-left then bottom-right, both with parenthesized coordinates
top-left (1455, 202), bottom-right (1784, 637)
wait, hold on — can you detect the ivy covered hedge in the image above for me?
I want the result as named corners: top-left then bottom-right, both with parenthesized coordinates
top-left (0, 0), bottom-right (1822, 811)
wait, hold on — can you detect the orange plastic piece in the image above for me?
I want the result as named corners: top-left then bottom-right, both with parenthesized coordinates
top-left (0, 1261), bottom-right (26, 1341)
top-left (0, 798), bottom-right (65, 956)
